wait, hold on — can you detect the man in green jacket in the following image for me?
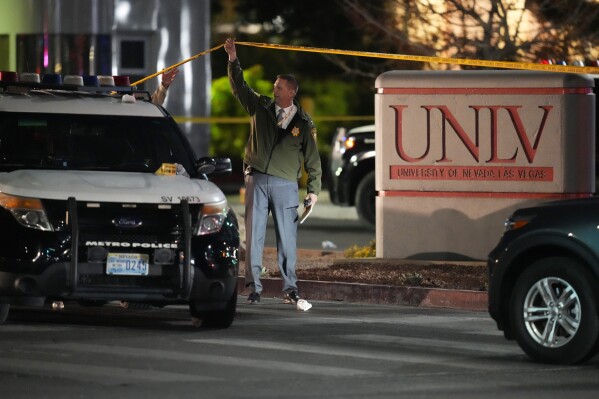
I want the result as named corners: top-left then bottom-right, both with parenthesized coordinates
top-left (225, 38), bottom-right (321, 310)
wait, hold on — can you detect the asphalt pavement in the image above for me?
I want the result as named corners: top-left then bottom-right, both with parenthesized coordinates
top-left (227, 187), bottom-right (488, 312)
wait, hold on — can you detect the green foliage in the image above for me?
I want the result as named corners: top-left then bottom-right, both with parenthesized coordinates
top-left (210, 64), bottom-right (272, 157)
top-left (299, 78), bottom-right (364, 155)
top-left (344, 240), bottom-right (376, 258)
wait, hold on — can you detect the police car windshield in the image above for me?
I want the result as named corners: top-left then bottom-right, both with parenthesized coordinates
top-left (0, 113), bottom-right (195, 174)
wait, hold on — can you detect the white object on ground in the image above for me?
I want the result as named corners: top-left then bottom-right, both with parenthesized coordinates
top-left (296, 299), bottom-right (312, 311)
top-left (322, 240), bottom-right (337, 249)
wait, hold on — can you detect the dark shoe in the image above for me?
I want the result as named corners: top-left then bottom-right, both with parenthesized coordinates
top-left (283, 290), bottom-right (300, 304)
top-left (247, 292), bottom-right (260, 304)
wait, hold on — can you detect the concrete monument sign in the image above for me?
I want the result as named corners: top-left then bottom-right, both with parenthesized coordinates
top-left (375, 70), bottom-right (595, 260)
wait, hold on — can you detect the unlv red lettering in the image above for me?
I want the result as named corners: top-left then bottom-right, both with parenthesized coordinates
top-left (422, 105), bottom-right (478, 163)
top-left (507, 105), bottom-right (551, 163)
top-left (471, 105), bottom-right (552, 163)
top-left (389, 104), bottom-right (553, 164)
top-left (390, 105), bottom-right (430, 162)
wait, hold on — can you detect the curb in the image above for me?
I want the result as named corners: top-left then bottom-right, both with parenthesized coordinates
top-left (237, 277), bottom-right (488, 311)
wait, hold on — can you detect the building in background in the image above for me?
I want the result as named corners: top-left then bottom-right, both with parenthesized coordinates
top-left (0, 0), bottom-right (212, 155)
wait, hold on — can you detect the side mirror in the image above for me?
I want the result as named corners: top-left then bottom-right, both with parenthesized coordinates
top-left (213, 157), bottom-right (232, 174)
top-left (195, 157), bottom-right (232, 175)
top-left (195, 157), bottom-right (216, 175)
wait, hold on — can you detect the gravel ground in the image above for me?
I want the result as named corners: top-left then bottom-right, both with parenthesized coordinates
top-left (240, 248), bottom-right (488, 292)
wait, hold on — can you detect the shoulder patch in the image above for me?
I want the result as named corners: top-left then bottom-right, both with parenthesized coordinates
top-left (311, 127), bottom-right (317, 141)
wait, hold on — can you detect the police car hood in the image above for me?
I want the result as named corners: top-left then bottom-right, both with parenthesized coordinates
top-left (0, 170), bottom-right (225, 204)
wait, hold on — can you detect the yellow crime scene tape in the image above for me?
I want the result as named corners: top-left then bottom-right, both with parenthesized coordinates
top-left (173, 115), bottom-right (374, 124)
top-left (133, 41), bottom-right (599, 123)
top-left (131, 43), bottom-right (224, 86)
top-left (235, 41), bottom-right (599, 74)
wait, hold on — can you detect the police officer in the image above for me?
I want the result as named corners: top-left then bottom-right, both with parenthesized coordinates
top-left (224, 38), bottom-right (321, 309)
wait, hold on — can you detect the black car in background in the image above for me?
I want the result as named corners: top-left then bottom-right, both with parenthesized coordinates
top-left (488, 197), bottom-right (599, 364)
top-left (328, 124), bottom-right (376, 228)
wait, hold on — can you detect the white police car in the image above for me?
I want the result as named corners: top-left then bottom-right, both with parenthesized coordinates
top-left (0, 72), bottom-right (239, 328)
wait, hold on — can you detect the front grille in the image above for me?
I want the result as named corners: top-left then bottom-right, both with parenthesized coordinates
top-left (42, 198), bottom-right (197, 295)
top-left (43, 199), bottom-right (199, 234)
top-left (81, 233), bottom-right (161, 243)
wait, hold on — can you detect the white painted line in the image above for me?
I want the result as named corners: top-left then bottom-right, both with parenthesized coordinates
top-left (337, 334), bottom-right (520, 355)
top-left (39, 343), bottom-right (380, 377)
top-left (185, 337), bottom-right (516, 371)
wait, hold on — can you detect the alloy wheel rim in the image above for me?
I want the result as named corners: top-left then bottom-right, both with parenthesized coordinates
top-left (523, 276), bottom-right (581, 348)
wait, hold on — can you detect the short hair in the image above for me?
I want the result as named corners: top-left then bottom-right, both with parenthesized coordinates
top-left (277, 74), bottom-right (299, 94)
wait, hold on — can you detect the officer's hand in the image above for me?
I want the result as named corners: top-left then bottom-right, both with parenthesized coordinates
top-left (224, 38), bottom-right (237, 61)
top-left (161, 67), bottom-right (179, 89)
top-left (304, 193), bottom-right (318, 207)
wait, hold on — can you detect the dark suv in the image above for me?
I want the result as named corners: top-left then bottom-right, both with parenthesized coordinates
top-left (328, 124), bottom-right (375, 228)
top-left (488, 197), bottom-right (599, 364)
top-left (0, 73), bottom-right (239, 328)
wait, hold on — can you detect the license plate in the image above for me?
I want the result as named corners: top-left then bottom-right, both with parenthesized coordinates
top-left (106, 253), bottom-right (149, 276)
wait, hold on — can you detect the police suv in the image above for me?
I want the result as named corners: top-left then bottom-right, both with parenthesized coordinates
top-left (0, 72), bottom-right (239, 328)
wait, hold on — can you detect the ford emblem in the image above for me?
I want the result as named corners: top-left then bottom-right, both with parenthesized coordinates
top-left (112, 216), bottom-right (143, 229)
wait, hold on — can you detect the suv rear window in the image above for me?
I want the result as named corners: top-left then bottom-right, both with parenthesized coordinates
top-left (0, 113), bottom-right (195, 174)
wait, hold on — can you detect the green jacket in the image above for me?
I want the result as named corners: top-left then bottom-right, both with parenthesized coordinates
top-left (228, 59), bottom-right (322, 195)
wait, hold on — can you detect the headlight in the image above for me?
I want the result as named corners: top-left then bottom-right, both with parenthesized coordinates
top-left (195, 199), bottom-right (228, 236)
top-left (344, 136), bottom-right (356, 150)
top-left (0, 193), bottom-right (53, 231)
top-left (504, 214), bottom-right (532, 232)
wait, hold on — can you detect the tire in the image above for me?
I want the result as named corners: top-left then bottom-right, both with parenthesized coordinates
top-left (190, 288), bottom-right (237, 329)
top-left (509, 257), bottom-right (599, 364)
top-left (355, 171), bottom-right (376, 229)
top-left (0, 303), bottom-right (9, 324)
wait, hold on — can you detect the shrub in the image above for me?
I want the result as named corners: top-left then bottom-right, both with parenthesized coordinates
top-left (344, 240), bottom-right (376, 258)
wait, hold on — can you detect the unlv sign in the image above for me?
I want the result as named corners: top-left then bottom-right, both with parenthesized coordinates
top-left (388, 103), bottom-right (555, 183)
top-left (390, 104), bottom-right (552, 164)
top-left (374, 70), bottom-right (595, 260)
top-left (375, 73), bottom-right (595, 193)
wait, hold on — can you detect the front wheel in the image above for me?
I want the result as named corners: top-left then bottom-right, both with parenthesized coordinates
top-left (355, 171), bottom-right (376, 229)
top-left (0, 303), bottom-right (9, 324)
top-left (509, 257), bottom-right (599, 364)
top-left (190, 288), bottom-right (237, 329)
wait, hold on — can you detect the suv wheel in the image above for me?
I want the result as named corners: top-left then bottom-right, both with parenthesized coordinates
top-left (509, 257), bottom-right (599, 364)
top-left (0, 303), bottom-right (9, 324)
top-left (190, 288), bottom-right (237, 329)
top-left (355, 171), bottom-right (376, 229)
